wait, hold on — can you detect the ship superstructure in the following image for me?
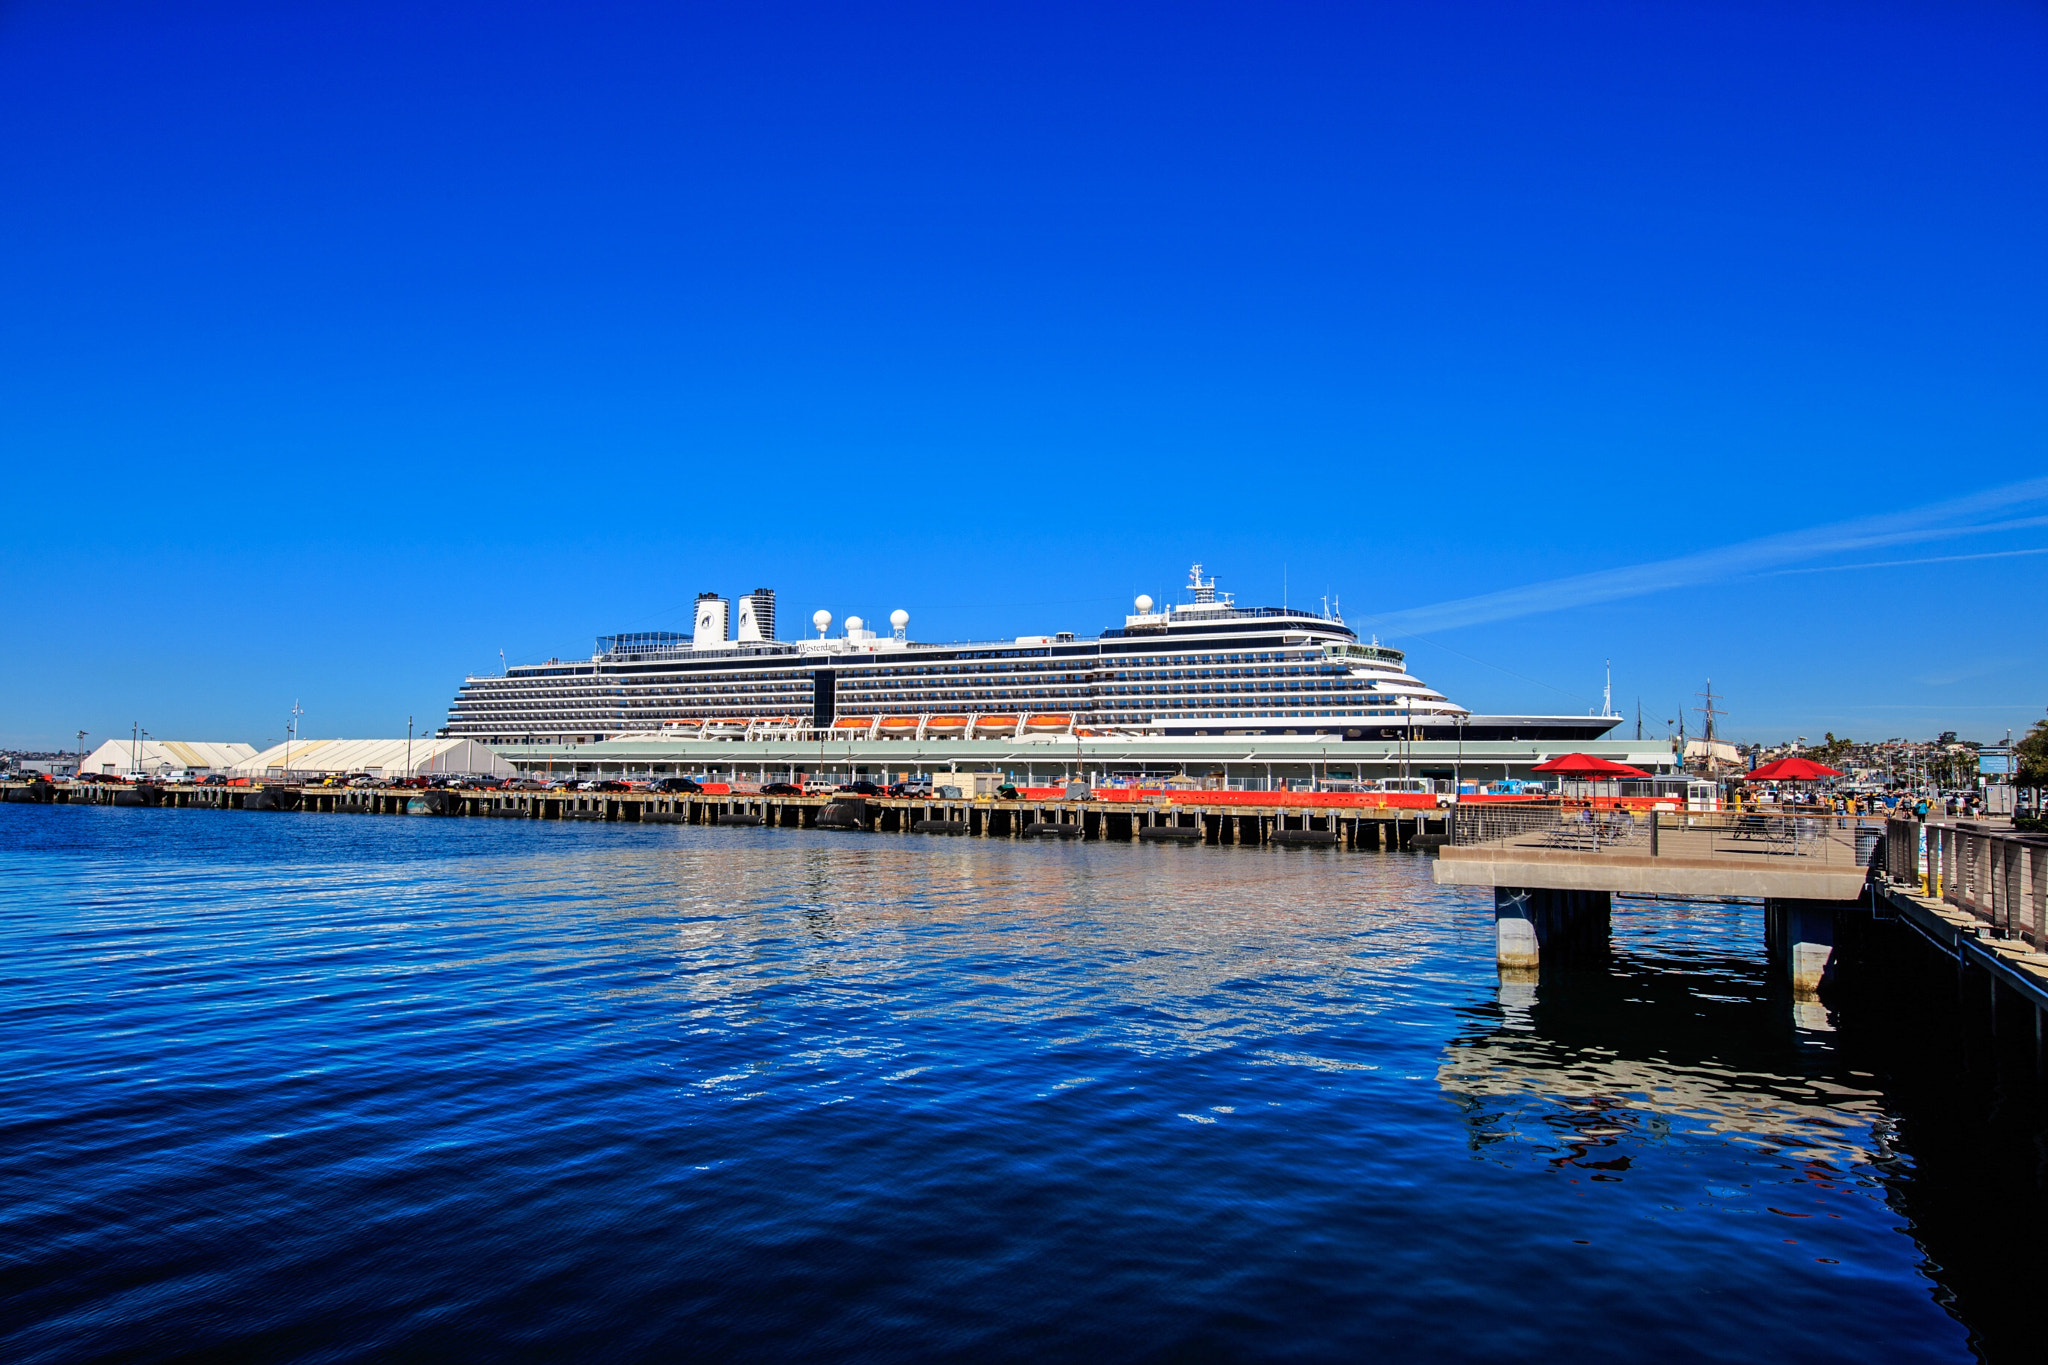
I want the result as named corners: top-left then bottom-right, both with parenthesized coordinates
top-left (444, 567), bottom-right (1620, 745)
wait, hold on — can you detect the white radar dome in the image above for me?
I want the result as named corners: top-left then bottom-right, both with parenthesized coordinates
top-left (1135, 594), bottom-right (1154, 613)
top-left (846, 615), bottom-right (864, 633)
top-left (812, 609), bottom-right (832, 633)
top-left (889, 609), bottom-right (909, 629)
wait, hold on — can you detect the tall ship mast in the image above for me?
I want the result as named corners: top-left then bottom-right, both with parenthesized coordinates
top-left (443, 567), bottom-right (1622, 745)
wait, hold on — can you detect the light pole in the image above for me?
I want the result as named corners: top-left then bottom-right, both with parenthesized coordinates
top-left (76, 730), bottom-right (87, 779)
top-left (130, 722), bottom-right (139, 778)
top-left (1455, 715), bottom-right (1467, 794)
top-left (284, 700), bottom-right (302, 782)
top-left (406, 716), bottom-right (414, 782)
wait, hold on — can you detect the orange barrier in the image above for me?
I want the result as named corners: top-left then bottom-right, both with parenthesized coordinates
top-left (1169, 790), bottom-right (1442, 810)
top-left (1022, 788), bottom-right (1466, 809)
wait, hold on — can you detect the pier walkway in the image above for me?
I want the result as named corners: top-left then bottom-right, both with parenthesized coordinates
top-left (1435, 802), bottom-right (2048, 1028)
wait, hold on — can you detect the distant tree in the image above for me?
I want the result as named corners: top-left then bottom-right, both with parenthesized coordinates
top-left (2018, 718), bottom-right (2048, 789)
top-left (1808, 732), bottom-right (1854, 767)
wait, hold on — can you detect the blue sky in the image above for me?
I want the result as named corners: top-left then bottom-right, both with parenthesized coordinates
top-left (2, 0), bottom-right (2043, 752)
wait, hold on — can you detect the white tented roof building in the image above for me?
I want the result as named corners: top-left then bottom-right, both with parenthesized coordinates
top-left (230, 737), bottom-right (515, 780)
top-left (79, 739), bottom-right (257, 777)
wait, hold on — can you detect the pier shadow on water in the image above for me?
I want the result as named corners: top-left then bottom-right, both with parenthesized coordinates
top-left (1441, 897), bottom-right (2048, 1364)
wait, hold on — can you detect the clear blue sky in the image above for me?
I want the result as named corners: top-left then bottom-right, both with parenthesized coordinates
top-left (2, 0), bottom-right (2043, 752)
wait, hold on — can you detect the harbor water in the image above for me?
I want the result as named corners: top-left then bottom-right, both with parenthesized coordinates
top-left (1, 804), bottom-right (2041, 1362)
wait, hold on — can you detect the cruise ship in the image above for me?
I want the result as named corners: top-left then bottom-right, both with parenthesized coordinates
top-left (443, 568), bottom-right (1621, 746)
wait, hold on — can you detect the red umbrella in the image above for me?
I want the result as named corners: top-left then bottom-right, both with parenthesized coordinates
top-left (1746, 757), bottom-right (1842, 781)
top-left (1531, 753), bottom-right (1651, 778)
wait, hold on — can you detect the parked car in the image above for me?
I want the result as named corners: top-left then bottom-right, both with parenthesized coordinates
top-left (545, 779), bottom-right (577, 791)
top-left (837, 780), bottom-right (885, 796)
top-left (650, 777), bottom-right (702, 794)
top-left (887, 781), bottom-right (932, 798)
top-left (761, 782), bottom-right (803, 795)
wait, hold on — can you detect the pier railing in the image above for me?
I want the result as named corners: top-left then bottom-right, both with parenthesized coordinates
top-left (1886, 817), bottom-right (2048, 945)
top-left (1453, 802), bottom-right (1884, 867)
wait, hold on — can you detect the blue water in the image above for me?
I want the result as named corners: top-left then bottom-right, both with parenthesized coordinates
top-left (0, 804), bottom-right (2018, 1361)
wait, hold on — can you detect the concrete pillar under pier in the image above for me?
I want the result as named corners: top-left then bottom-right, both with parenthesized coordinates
top-left (1494, 886), bottom-right (1612, 974)
top-left (1765, 898), bottom-right (1849, 998)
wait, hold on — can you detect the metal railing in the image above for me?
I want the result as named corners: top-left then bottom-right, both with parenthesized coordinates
top-left (1889, 817), bottom-right (2048, 944)
top-left (1454, 802), bottom-right (1884, 867)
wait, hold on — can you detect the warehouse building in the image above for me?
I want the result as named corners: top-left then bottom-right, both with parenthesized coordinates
top-left (230, 737), bottom-right (514, 781)
top-left (77, 739), bottom-right (257, 779)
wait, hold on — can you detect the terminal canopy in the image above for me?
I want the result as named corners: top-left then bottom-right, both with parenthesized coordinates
top-left (1531, 753), bottom-right (1651, 778)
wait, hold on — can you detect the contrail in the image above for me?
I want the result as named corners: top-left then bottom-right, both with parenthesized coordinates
top-left (1359, 475), bottom-right (2048, 637)
top-left (1769, 544), bottom-right (2048, 575)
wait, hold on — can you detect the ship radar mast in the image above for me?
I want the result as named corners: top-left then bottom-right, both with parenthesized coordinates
top-left (1177, 564), bottom-right (1232, 612)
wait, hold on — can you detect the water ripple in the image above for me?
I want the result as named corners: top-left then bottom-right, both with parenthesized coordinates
top-left (0, 804), bottom-right (1998, 1361)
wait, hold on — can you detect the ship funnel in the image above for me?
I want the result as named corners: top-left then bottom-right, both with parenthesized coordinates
top-left (736, 589), bottom-right (776, 643)
top-left (692, 593), bottom-right (728, 650)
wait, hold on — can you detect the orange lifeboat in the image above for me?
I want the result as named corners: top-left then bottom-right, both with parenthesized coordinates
top-left (922, 715), bottom-right (970, 735)
top-left (878, 716), bottom-right (921, 737)
top-left (1024, 714), bottom-right (1074, 731)
top-left (831, 717), bottom-right (875, 732)
top-left (973, 715), bottom-right (1021, 734)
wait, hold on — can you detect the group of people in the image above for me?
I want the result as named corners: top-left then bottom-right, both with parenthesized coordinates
top-left (1731, 786), bottom-right (1983, 820)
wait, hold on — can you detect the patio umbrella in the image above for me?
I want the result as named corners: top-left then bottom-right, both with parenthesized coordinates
top-left (1530, 753), bottom-right (1652, 779)
top-left (1746, 757), bottom-right (1842, 781)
